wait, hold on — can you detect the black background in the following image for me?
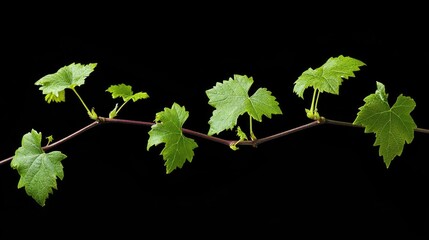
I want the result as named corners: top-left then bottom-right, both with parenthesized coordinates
top-left (1, 5), bottom-right (428, 238)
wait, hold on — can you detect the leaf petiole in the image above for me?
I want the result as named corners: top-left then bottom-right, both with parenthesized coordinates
top-left (314, 89), bottom-right (321, 114)
top-left (115, 100), bottom-right (129, 115)
top-left (249, 115), bottom-right (257, 140)
top-left (71, 87), bottom-right (98, 120)
top-left (109, 100), bottom-right (129, 118)
top-left (306, 88), bottom-right (321, 120)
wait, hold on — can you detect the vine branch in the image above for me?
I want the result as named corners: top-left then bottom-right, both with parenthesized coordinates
top-left (1, 116), bottom-right (428, 166)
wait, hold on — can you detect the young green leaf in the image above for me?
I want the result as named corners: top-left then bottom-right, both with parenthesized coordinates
top-left (353, 82), bottom-right (417, 168)
top-left (147, 103), bottom-right (198, 174)
top-left (106, 83), bottom-right (149, 102)
top-left (206, 74), bottom-right (283, 136)
top-left (10, 129), bottom-right (67, 206)
top-left (230, 126), bottom-right (248, 151)
top-left (293, 55), bottom-right (366, 99)
top-left (35, 62), bottom-right (97, 102)
top-left (44, 91), bottom-right (66, 103)
top-left (106, 84), bottom-right (150, 118)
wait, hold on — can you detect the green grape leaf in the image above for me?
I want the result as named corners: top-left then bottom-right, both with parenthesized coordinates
top-left (293, 55), bottom-right (366, 98)
top-left (45, 91), bottom-right (66, 103)
top-left (353, 81), bottom-right (417, 168)
top-left (35, 62), bottom-right (97, 102)
top-left (147, 103), bottom-right (198, 174)
top-left (106, 83), bottom-right (150, 102)
top-left (206, 74), bottom-right (283, 135)
top-left (106, 84), bottom-right (150, 118)
top-left (10, 129), bottom-right (67, 206)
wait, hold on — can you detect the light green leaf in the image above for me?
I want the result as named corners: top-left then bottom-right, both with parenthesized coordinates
top-left (206, 74), bottom-right (283, 135)
top-left (10, 129), bottom-right (67, 206)
top-left (293, 55), bottom-right (366, 98)
top-left (106, 83), bottom-right (149, 102)
top-left (236, 126), bottom-right (248, 142)
top-left (127, 92), bottom-right (150, 102)
top-left (147, 103), bottom-right (198, 174)
top-left (353, 81), bottom-right (417, 168)
top-left (107, 83), bottom-right (133, 99)
top-left (44, 91), bottom-right (66, 103)
top-left (35, 62), bottom-right (97, 102)
top-left (230, 126), bottom-right (248, 151)
top-left (106, 84), bottom-right (150, 118)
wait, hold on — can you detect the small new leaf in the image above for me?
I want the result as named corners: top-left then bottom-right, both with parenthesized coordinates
top-left (206, 74), bottom-right (282, 135)
top-left (35, 63), bottom-right (97, 102)
top-left (293, 55), bottom-right (366, 99)
top-left (44, 91), bottom-right (65, 103)
top-left (10, 129), bottom-right (67, 206)
top-left (230, 126), bottom-right (248, 151)
top-left (353, 82), bottom-right (417, 168)
top-left (106, 83), bottom-right (149, 102)
top-left (106, 84), bottom-right (150, 118)
top-left (147, 103), bottom-right (198, 174)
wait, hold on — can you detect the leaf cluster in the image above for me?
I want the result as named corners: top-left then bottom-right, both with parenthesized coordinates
top-left (3, 55), bottom-right (420, 206)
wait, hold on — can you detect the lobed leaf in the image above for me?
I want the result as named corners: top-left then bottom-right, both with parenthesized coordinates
top-left (206, 74), bottom-right (282, 135)
top-left (44, 91), bottom-right (66, 103)
top-left (10, 129), bottom-right (67, 206)
top-left (293, 55), bottom-right (366, 98)
top-left (147, 103), bottom-right (198, 173)
top-left (353, 82), bottom-right (417, 168)
top-left (106, 83), bottom-right (149, 102)
top-left (35, 62), bottom-right (97, 102)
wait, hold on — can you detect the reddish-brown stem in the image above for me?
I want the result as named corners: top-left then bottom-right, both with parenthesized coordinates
top-left (322, 117), bottom-right (429, 134)
top-left (100, 117), bottom-right (235, 146)
top-left (236, 120), bottom-right (323, 147)
top-left (0, 120), bottom-right (100, 166)
top-left (1, 116), bottom-right (429, 166)
top-left (43, 121), bottom-right (100, 151)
